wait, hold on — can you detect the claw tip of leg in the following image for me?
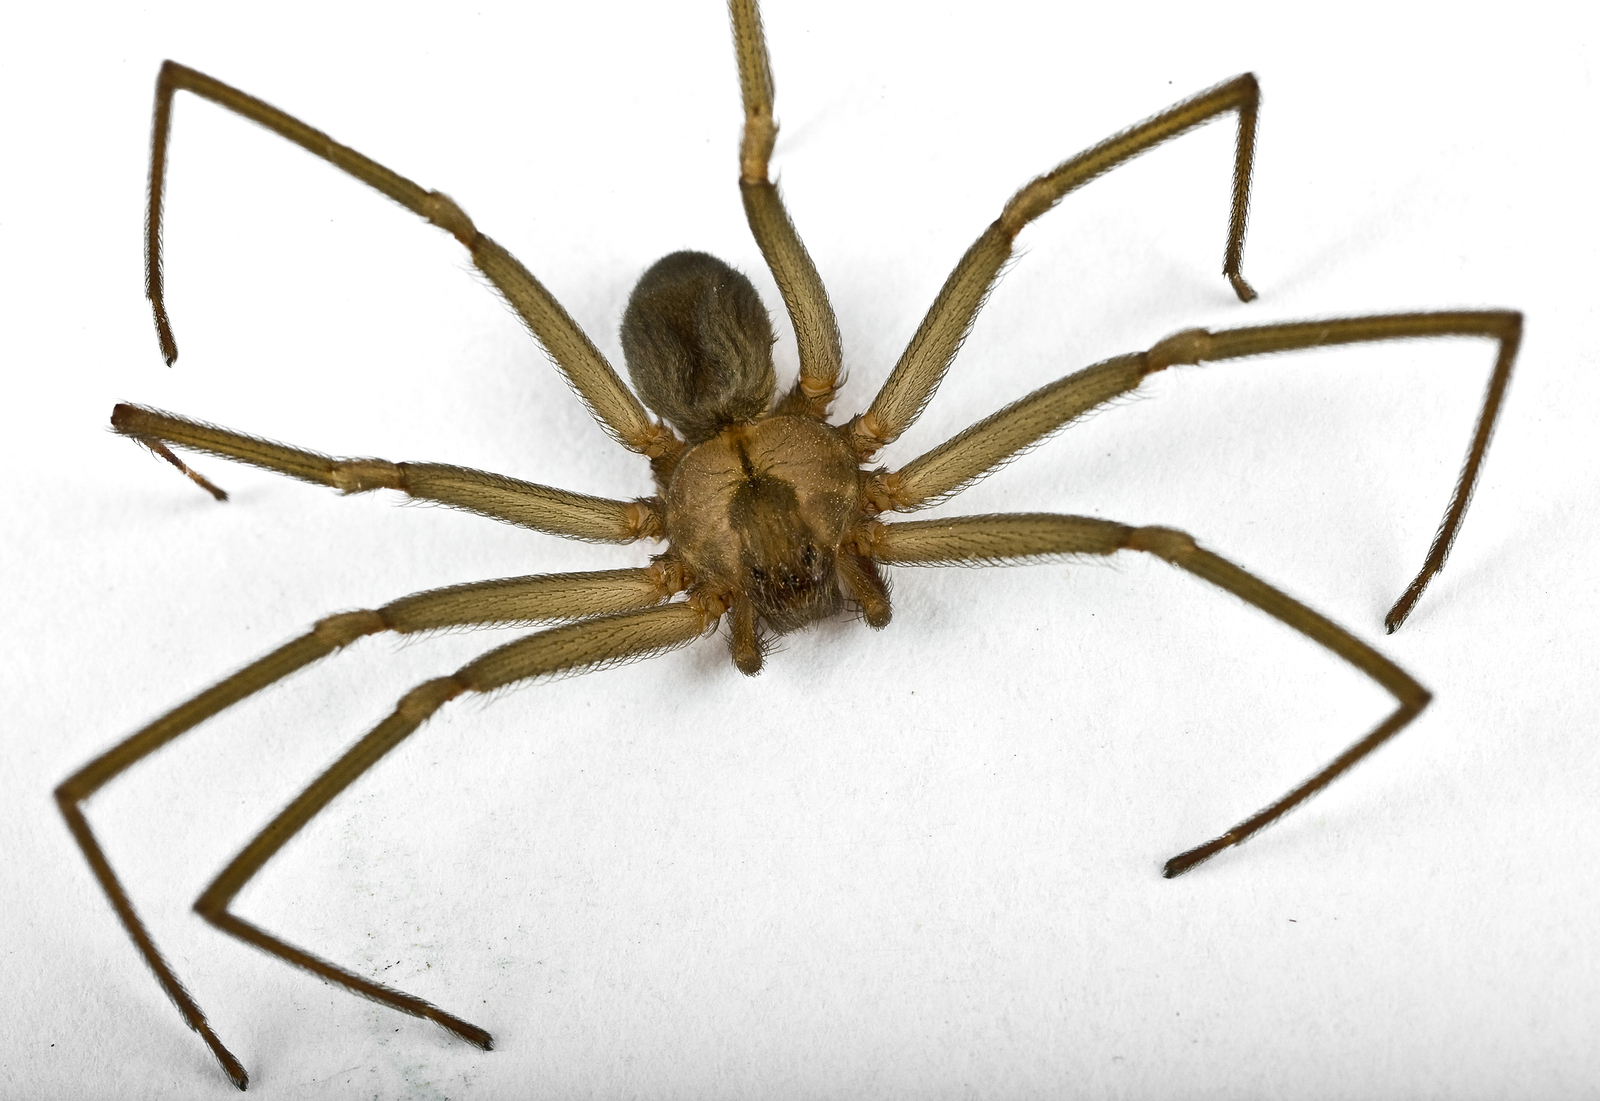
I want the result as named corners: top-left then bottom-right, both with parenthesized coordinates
top-left (444, 1017), bottom-right (495, 1051)
top-left (1164, 835), bottom-right (1233, 878)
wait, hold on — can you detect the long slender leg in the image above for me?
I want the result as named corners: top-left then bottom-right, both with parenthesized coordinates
top-left (728, 0), bottom-right (844, 420)
top-left (113, 404), bottom-right (664, 543)
top-left (145, 62), bottom-right (676, 462)
top-left (851, 74), bottom-right (1261, 457)
top-left (867, 513), bottom-right (1429, 877)
top-left (867, 311), bottom-right (1522, 630)
top-left (56, 566), bottom-right (682, 1089)
top-left (864, 353), bottom-right (1148, 512)
top-left (191, 599), bottom-right (716, 1079)
top-left (1143, 312), bottom-right (1523, 630)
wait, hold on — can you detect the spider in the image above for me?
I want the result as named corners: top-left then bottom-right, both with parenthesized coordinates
top-left (57, 0), bottom-right (1521, 1090)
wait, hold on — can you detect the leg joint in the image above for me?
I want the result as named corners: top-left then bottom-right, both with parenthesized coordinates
top-left (685, 588), bottom-right (731, 628)
top-left (398, 677), bottom-right (467, 722)
top-left (333, 458), bottom-right (404, 494)
top-left (627, 498), bottom-right (667, 541)
top-left (1125, 525), bottom-right (1198, 561)
top-left (312, 609), bottom-right (389, 647)
top-left (847, 411), bottom-right (893, 462)
top-left (422, 190), bottom-right (479, 247)
top-left (1145, 328), bottom-right (1213, 373)
top-left (647, 554), bottom-right (689, 597)
top-left (740, 113), bottom-right (777, 185)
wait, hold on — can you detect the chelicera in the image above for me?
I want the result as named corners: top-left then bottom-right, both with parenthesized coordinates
top-left (58, 0), bottom-right (1521, 1089)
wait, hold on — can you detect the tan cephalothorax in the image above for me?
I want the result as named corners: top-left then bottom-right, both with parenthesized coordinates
top-left (665, 411), bottom-right (879, 653)
top-left (59, 0), bottom-right (1520, 1089)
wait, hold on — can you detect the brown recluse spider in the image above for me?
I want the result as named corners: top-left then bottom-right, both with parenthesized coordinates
top-left (58, 0), bottom-right (1521, 1089)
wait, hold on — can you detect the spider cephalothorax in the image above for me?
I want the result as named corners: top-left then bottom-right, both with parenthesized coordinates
top-left (60, 0), bottom-right (1519, 1089)
top-left (667, 411), bottom-right (882, 657)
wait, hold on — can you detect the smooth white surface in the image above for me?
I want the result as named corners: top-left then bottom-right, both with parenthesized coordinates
top-left (4, 1), bottom-right (1595, 1097)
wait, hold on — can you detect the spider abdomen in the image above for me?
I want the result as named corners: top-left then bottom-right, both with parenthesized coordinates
top-left (620, 251), bottom-right (777, 444)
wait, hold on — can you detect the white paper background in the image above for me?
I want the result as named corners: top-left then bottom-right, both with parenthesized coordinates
top-left (4, 1), bottom-right (1595, 1097)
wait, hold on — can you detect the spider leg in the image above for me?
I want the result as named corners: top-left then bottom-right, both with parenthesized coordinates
top-left (145, 63), bottom-right (677, 463)
top-left (868, 353), bottom-right (1148, 512)
top-left (190, 600), bottom-right (715, 1070)
top-left (867, 311), bottom-right (1522, 630)
top-left (56, 566), bottom-right (682, 1090)
top-left (851, 75), bottom-right (1260, 457)
top-left (113, 404), bottom-right (664, 543)
top-left (1142, 312), bottom-right (1523, 630)
top-left (728, 0), bottom-right (843, 420)
top-left (867, 513), bottom-right (1429, 877)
